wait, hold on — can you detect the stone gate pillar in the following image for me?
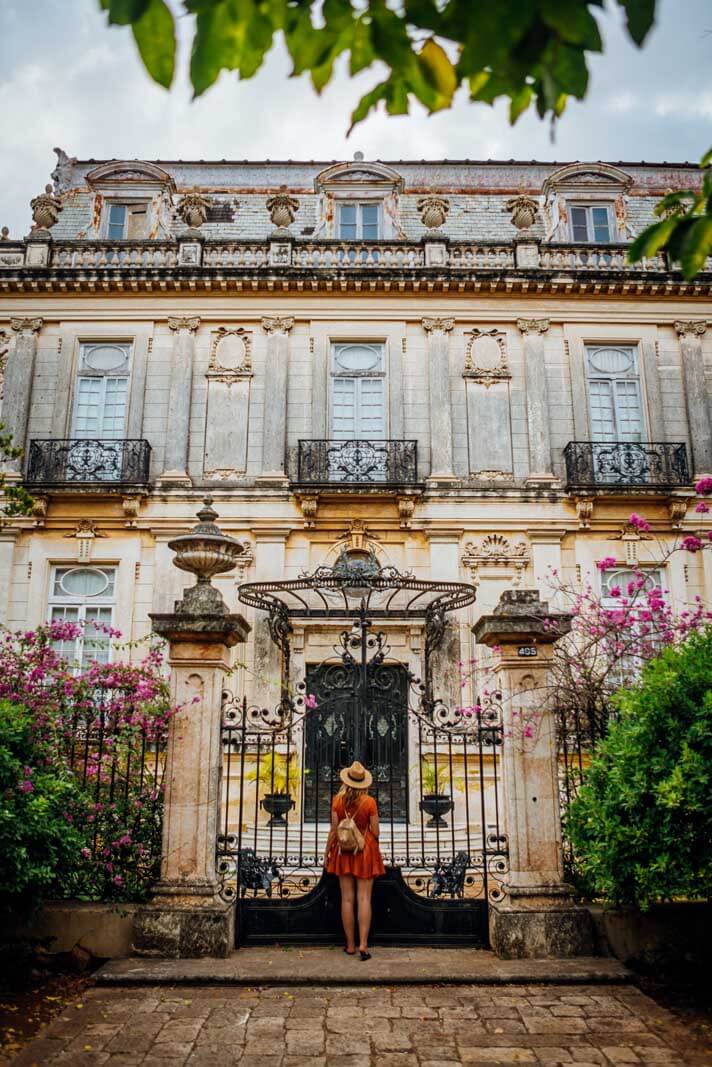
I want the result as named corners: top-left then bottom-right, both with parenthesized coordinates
top-left (473, 589), bottom-right (594, 958)
top-left (134, 500), bottom-right (250, 958)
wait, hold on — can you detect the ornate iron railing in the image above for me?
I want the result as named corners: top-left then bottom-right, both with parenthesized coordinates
top-left (564, 441), bottom-right (690, 489)
top-left (27, 438), bottom-right (151, 487)
top-left (295, 439), bottom-right (418, 485)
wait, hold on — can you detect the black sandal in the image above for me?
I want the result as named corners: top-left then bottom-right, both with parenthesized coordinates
top-left (359, 951), bottom-right (371, 961)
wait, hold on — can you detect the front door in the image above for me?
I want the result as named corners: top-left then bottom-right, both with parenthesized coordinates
top-left (303, 662), bottom-right (409, 823)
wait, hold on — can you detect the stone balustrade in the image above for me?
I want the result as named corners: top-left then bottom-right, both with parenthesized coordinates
top-left (0, 237), bottom-right (709, 279)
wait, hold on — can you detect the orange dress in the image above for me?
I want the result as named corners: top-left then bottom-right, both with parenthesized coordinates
top-left (325, 794), bottom-right (386, 879)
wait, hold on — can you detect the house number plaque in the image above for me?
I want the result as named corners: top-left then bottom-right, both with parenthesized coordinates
top-left (517, 645), bottom-right (538, 657)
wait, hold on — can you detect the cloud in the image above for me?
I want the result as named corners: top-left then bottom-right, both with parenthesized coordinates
top-left (1, 0), bottom-right (711, 235)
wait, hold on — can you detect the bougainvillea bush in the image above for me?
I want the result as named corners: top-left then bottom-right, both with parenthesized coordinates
top-left (566, 626), bottom-right (712, 907)
top-left (0, 621), bottom-right (175, 912)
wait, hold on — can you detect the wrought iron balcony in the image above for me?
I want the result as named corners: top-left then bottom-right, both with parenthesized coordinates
top-left (295, 439), bottom-right (418, 486)
top-left (26, 439), bottom-right (151, 488)
top-left (564, 441), bottom-right (690, 490)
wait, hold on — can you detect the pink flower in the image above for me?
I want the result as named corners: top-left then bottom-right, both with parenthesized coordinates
top-left (628, 513), bottom-right (651, 532)
top-left (681, 535), bottom-right (703, 553)
top-left (597, 557), bottom-right (617, 572)
top-left (304, 693), bottom-right (318, 709)
top-left (695, 500), bottom-right (710, 514)
top-left (19, 780), bottom-right (34, 793)
top-left (80, 847), bottom-right (91, 859)
top-left (608, 586), bottom-right (621, 598)
top-left (694, 476), bottom-right (712, 495)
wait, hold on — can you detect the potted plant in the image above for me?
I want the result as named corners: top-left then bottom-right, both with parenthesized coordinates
top-left (246, 752), bottom-right (297, 826)
top-left (417, 759), bottom-right (462, 828)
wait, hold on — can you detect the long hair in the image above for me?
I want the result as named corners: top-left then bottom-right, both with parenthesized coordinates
top-left (338, 784), bottom-right (369, 809)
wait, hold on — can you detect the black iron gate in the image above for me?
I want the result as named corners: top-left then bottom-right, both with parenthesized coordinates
top-left (217, 612), bottom-right (508, 947)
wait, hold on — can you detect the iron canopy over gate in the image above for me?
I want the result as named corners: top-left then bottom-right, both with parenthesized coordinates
top-left (218, 536), bottom-right (508, 947)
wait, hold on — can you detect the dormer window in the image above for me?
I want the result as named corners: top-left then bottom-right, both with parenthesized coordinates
top-left (106, 202), bottom-right (149, 240)
top-left (570, 204), bottom-right (612, 243)
top-left (337, 203), bottom-right (381, 240)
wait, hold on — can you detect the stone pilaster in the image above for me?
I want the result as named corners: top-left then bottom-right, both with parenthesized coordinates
top-left (259, 316), bottom-right (294, 482)
top-left (674, 320), bottom-right (712, 476)
top-left (422, 317), bottom-right (455, 481)
top-left (134, 611), bottom-right (250, 957)
top-left (159, 317), bottom-right (200, 486)
top-left (517, 318), bottom-right (555, 485)
top-left (4, 318), bottom-right (43, 474)
top-left (473, 590), bottom-right (594, 959)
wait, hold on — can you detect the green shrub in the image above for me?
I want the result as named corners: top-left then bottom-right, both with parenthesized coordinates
top-left (0, 701), bottom-right (86, 916)
top-left (566, 627), bottom-right (712, 908)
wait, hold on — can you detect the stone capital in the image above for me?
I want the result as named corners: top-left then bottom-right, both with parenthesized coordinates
top-left (421, 317), bottom-right (454, 334)
top-left (168, 316), bottom-right (201, 333)
top-left (517, 317), bottom-right (549, 335)
top-left (10, 317), bottom-right (43, 335)
top-left (674, 319), bottom-right (707, 338)
top-left (261, 316), bottom-right (294, 335)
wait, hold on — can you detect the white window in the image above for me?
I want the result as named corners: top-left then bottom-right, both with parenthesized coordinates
top-left (330, 343), bottom-right (386, 440)
top-left (570, 204), bottom-right (612, 243)
top-left (337, 203), bottom-right (380, 240)
top-left (72, 343), bottom-right (131, 441)
top-left (106, 202), bottom-right (149, 240)
top-left (600, 567), bottom-right (664, 684)
top-left (586, 346), bottom-right (643, 443)
top-left (49, 566), bottom-right (116, 669)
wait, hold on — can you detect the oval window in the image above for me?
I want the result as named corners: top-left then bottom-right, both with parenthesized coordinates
top-left (59, 567), bottom-right (110, 598)
top-left (84, 344), bottom-right (129, 372)
top-left (334, 344), bottom-right (382, 373)
top-left (588, 346), bottom-right (634, 376)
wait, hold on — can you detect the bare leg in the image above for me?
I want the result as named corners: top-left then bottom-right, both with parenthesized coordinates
top-left (356, 877), bottom-right (374, 954)
top-left (338, 875), bottom-right (356, 953)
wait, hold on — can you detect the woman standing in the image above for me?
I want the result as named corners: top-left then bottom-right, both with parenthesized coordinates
top-left (325, 761), bottom-right (385, 960)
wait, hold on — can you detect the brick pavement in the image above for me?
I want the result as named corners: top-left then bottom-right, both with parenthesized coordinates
top-left (7, 982), bottom-right (709, 1067)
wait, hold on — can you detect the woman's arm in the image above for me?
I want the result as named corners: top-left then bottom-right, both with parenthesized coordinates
top-left (326, 808), bottom-right (338, 852)
top-left (369, 810), bottom-right (380, 840)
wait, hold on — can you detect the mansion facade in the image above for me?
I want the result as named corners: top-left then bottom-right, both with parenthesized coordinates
top-left (1, 151), bottom-right (711, 714)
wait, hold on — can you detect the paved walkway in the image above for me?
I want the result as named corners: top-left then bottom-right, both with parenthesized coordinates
top-left (9, 979), bottom-right (709, 1066)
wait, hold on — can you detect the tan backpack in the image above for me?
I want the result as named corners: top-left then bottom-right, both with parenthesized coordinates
top-left (336, 800), bottom-right (365, 854)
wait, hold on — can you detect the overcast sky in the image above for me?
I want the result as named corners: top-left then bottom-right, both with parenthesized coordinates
top-left (1, 0), bottom-right (711, 236)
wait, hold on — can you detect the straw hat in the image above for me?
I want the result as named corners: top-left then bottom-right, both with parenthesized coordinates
top-left (339, 760), bottom-right (373, 790)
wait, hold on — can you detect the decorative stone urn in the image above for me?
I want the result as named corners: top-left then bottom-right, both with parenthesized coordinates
top-left (417, 195), bottom-right (449, 229)
top-left (266, 186), bottom-right (299, 231)
top-left (177, 190), bottom-right (211, 229)
top-left (30, 185), bottom-right (62, 231)
top-left (168, 497), bottom-right (246, 614)
top-left (505, 195), bottom-right (539, 231)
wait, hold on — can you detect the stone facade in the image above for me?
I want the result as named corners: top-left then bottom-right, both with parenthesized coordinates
top-left (1, 154), bottom-right (711, 953)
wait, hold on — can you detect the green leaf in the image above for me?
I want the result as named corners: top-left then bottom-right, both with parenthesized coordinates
top-left (348, 79), bottom-right (390, 133)
top-left (102, 0), bottom-right (151, 25)
top-left (618, 0), bottom-right (656, 46)
top-left (627, 216), bottom-right (678, 263)
top-left (680, 216), bottom-right (712, 280)
top-left (540, 0), bottom-right (603, 49)
top-left (550, 42), bottom-right (589, 97)
top-left (701, 146), bottom-right (712, 169)
top-left (417, 39), bottom-right (458, 109)
top-left (131, 0), bottom-right (175, 88)
top-left (509, 83), bottom-right (533, 123)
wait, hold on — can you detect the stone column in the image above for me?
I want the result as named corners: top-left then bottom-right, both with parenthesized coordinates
top-left (260, 316), bottom-right (294, 481)
top-left (473, 590), bottom-right (594, 959)
top-left (4, 318), bottom-right (43, 474)
top-left (422, 317), bottom-right (455, 481)
top-left (517, 318), bottom-right (555, 486)
top-left (159, 317), bottom-right (200, 486)
top-left (675, 321), bottom-right (712, 476)
top-left (134, 502), bottom-right (251, 957)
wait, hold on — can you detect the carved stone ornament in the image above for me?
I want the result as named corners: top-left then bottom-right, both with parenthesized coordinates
top-left (421, 317), bottom-right (454, 334)
top-left (1, 226), bottom-right (10, 240)
top-left (417, 196), bottom-right (449, 229)
top-left (266, 186), bottom-right (299, 231)
top-left (575, 497), bottom-right (594, 529)
top-left (296, 492), bottom-right (319, 528)
top-left (122, 495), bottom-right (142, 528)
top-left (168, 317), bottom-right (201, 333)
top-left (208, 327), bottom-right (253, 382)
top-left (668, 498), bottom-right (689, 529)
top-left (63, 519), bottom-right (107, 561)
top-left (233, 540), bottom-right (255, 579)
top-left (463, 328), bottom-right (510, 385)
top-left (177, 190), bottom-right (211, 229)
top-left (10, 317), bottom-right (43, 335)
top-left (30, 185), bottom-right (62, 231)
top-left (674, 320), bottom-right (707, 338)
top-left (51, 147), bottom-right (78, 195)
top-left (262, 316), bottom-right (294, 335)
top-left (517, 318), bottom-right (550, 336)
top-left (505, 195), bottom-right (538, 231)
top-left (461, 535), bottom-right (530, 587)
top-left (398, 495), bottom-right (416, 529)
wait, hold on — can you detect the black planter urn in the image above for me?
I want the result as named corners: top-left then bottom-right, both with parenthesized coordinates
top-left (261, 792), bottom-right (296, 826)
top-left (419, 793), bottom-right (454, 828)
